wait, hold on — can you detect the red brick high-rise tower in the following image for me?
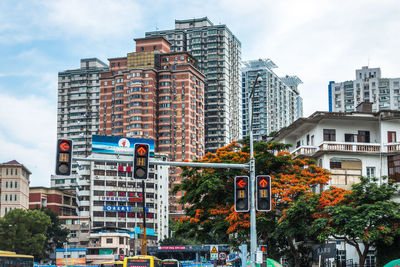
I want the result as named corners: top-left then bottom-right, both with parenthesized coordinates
top-left (99, 36), bottom-right (205, 217)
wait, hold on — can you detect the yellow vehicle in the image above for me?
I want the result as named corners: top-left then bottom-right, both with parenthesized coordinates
top-left (161, 259), bottom-right (182, 267)
top-left (100, 260), bottom-right (124, 267)
top-left (0, 251), bottom-right (34, 267)
top-left (124, 255), bottom-right (162, 267)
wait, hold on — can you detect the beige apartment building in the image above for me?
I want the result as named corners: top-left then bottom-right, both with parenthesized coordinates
top-left (0, 160), bottom-right (31, 217)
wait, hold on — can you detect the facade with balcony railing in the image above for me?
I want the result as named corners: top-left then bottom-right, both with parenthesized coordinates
top-left (272, 109), bottom-right (400, 189)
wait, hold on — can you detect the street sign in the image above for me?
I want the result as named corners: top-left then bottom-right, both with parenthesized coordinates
top-left (133, 143), bottom-right (149, 179)
top-left (256, 250), bottom-right (263, 264)
top-left (256, 175), bottom-right (271, 211)
top-left (55, 139), bottom-right (73, 176)
top-left (234, 176), bottom-right (250, 212)
top-left (210, 245), bottom-right (218, 260)
top-left (218, 252), bottom-right (227, 261)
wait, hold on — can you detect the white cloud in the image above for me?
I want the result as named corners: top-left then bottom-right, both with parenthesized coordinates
top-left (0, 93), bottom-right (56, 186)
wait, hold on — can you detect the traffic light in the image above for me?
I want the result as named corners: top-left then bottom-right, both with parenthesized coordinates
top-left (133, 143), bottom-right (149, 179)
top-left (256, 175), bottom-right (271, 211)
top-left (55, 139), bottom-right (73, 176)
top-left (260, 245), bottom-right (267, 254)
top-left (234, 176), bottom-right (249, 212)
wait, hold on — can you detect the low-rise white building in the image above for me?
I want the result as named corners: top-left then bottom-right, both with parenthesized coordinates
top-left (272, 105), bottom-right (400, 189)
top-left (273, 105), bottom-right (400, 265)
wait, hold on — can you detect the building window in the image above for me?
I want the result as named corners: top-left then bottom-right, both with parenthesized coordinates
top-left (357, 131), bottom-right (370, 143)
top-left (70, 230), bottom-right (77, 237)
top-left (323, 129), bottom-right (336, 141)
top-left (330, 161), bottom-right (342, 169)
top-left (388, 155), bottom-right (400, 182)
top-left (106, 238), bottom-right (113, 244)
top-left (345, 134), bottom-right (355, 142)
top-left (14, 194), bottom-right (17, 201)
top-left (366, 167), bottom-right (375, 178)
top-left (14, 182), bottom-right (17, 188)
top-left (5, 194), bottom-right (7, 201)
top-left (119, 237), bottom-right (124, 244)
top-left (388, 131), bottom-right (397, 143)
top-left (5, 181), bottom-right (8, 188)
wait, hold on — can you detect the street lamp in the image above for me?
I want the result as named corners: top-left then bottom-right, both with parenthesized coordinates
top-left (248, 72), bottom-right (262, 267)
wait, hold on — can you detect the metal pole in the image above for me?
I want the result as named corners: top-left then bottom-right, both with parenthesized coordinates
top-left (142, 180), bottom-right (147, 255)
top-left (249, 72), bottom-right (261, 267)
top-left (74, 157), bottom-right (248, 170)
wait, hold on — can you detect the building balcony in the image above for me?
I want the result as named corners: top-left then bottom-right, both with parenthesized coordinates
top-left (318, 142), bottom-right (380, 153)
top-left (384, 142), bottom-right (400, 153)
top-left (292, 141), bottom-right (382, 157)
top-left (291, 146), bottom-right (316, 157)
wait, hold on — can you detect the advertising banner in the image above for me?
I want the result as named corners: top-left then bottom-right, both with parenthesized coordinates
top-left (56, 258), bottom-right (85, 265)
top-left (92, 135), bottom-right (155, 156)
top-left (103, 205), bottom-right (149, 212)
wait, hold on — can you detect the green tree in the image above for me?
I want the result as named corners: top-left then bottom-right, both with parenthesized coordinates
top-left (40, 208), bottom-right (69, 258)
top-left (312, 177), bottom-right (400, 267)
top-left (0, 209), bottom-right (52, 260)
top-left (274, 194), bottom-right (320, 267)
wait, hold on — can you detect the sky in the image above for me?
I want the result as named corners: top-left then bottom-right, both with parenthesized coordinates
top-left (1, 0), bottom-right (400, 186)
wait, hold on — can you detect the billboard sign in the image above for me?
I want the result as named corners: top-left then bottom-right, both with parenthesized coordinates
top-left (103, 205), bottom-right (149, 212)
top-left (92, 135), bottom-right (155, 156)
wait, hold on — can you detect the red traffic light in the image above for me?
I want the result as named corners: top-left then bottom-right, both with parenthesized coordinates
top-left (59, 140), bottom-right (71, 151)
top-left (133, 143), bottom-right (149, 179)
top-left (236, 178), bottom-right (246, 188)
top-left (136, 145), bottom-right (147, 156)
top-left (258, 177), bottom-right (269, 188)
top-left (235, 176), bottom-right (249, 212)
top-left (56, 139), bottom-right (73, 176)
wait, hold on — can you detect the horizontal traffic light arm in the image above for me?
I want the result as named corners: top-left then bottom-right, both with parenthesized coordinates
top-left (73, 157), bottom-right (249, 169)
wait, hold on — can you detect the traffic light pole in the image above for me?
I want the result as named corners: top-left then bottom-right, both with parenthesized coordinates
top-left (248, 72), bottom-right (261, 267)
top-left (141, 180), bottom-right (147, 255)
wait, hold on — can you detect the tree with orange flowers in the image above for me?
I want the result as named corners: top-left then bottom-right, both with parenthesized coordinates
top-left (171, 140), bottom-right (330, 263)
top-left (312, 176), bottom-right (400, 267)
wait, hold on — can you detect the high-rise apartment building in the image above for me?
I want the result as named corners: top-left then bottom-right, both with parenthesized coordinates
top-left (329, 66), bottom-right (400, 112)
top-left (242, 59), bottom-right (303, 140)
top-left (99, 37), bottom-right (205, 161)
top-left (146, 17), bottom-right (242, 153)
top-left (0, 160), bottom-right (31, 217)
top-left (57, 58), bottom-right (109, 169)
top-left (99, 36), bottom-right (205, 217)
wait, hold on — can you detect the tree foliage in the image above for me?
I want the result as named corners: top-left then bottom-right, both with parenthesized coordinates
top-left (40, 208), bottom-right (70, 258)
top-left (312, 177), bottom-right (400, 267)
top-left (0, 209), bottom-right (52, 260)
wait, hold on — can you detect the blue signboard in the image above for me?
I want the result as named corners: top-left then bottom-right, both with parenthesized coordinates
top-left (92, 135), bottom-right (155, 156)
top-left (103, 205), bottom-right (149, 212)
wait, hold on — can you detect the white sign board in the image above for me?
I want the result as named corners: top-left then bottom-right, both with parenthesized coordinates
top-left (256, 250), bottom-right (263, 264)
top-left (210, 245), bottom-right (218, 260)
